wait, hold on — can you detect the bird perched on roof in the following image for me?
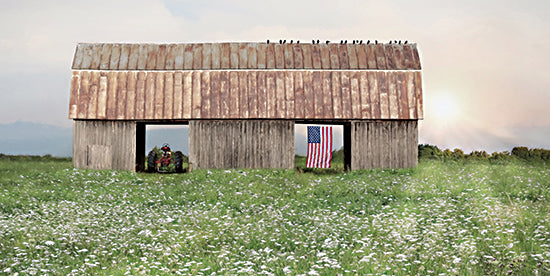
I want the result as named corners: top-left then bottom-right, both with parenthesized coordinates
top-left (360, 40), bottom-right (363, 44)
top-left (389, 40), bottom-right (392, 44)
top-left (279, 40), bottom-right (282, 44)
top-left (267, 39), bottom-right (270, 44)
top-left (375, 40), bottom-right (378, 44)
top-left (297, 40), bottom-right (300, 44)
top-left (404, 40), bottom-right (408, 44)
top-left (326, 40), bottom-right (330, 44)
top-left (366, 40), bottom-right (370, 44)
top-left (317, 39), bottom-right (320, 44)
top-left (290, 40), bottom-right (293, 44)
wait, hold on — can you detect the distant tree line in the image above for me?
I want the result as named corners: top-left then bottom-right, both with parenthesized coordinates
top-left (0, 154), bottom-right (71, 162)
top-left (418, 144), bottom-right (550, 163)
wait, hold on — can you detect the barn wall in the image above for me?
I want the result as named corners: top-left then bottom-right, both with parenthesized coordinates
top-left (189, 120), bottom-right (294, 170)
top-left (350, 120), bottom-right (418, 169)
top-left (73, 120), bottom-right (137, 170)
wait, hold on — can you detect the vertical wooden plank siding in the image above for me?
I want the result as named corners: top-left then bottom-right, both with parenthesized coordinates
top-left (347, 44), bottom-right (358, 69)
top-left (200, 71), bottom-right (210, 118)
top-left (154, 72), bottom-right (165, 119)
top-left (368, 72), bottom-right (380, 118)
top-left (350, 72), bottom-right (361, 118)
top-left (274, 44), bottom-right (285, 69)
top-left (302, 44), bottom-right (313, 69)
top-left (189, 120), bottom-right (294, 169)
top-left (99, 44), bottom-right (112, 70)
top-left (247, 43), bottom-right (257, 69)
top-left (182, 71), bottom-right (193, 118)
top-left (106, 71), bottom-right (118, 119)
top-left (329, 44), bottom-right (340, 69)
top-left (127, 44), bottom-right (139, 70)
top-left (285, 71), bottom-right (295, 118)
top-left (312, 71), bottom-right (323, 118)
top-left (209, 71), bottom-right (220, 118)
top-left (374, 44), bottom-right (387, 69)
top-left (164, 44), bottom-right (176, 70)
top-left (266, 71), bottom-right (276, 117)
top-left (365, 44), bottom-right (377, 69)
top-left (248, 71), bottom-right (258, 118)
top-left (338, 44), bottom-right (350, 69)
top-left (155, 44), bottom-right (167, 70)
top-left (145, 44), bottom-right (158, 70)
top-left (87, 71), bottom-right (99, 119)
top-left (414, 71), bottom-right (424, 119)
top-left (69, 72), bottom-right (80, 118)
top-left (192, 71), bottom-right (201, 118)
top-left (126, 71), bottom-right (137, 119)
top-left (230, 44), bottom-right (239, 69)
top-left (321, 71), bottom-right (333, 118)
top-left (144, 72), bottom-right (155, 118)
top-left (294, 71), bottom-right (304, 118)
top-left (257, 71), bottom-right (267, 118)
top-left (331, 71), bottom-right (342, 119)
top-left (397, 72), bottom-right (410, 119)
top-left (387, 72), bottom-right (399, 119)
top-left (319, 44), bottom-right (330, 69)
top-left (136, 44), bottom-right (148, 70)
top-left (311, 44), bottom-right (322, 69)
top-left (293, 44), bottom-right (303, 69)
top-left (340, 72), bottom-right (352, 118)
top-left (384, 44), bottom-right (396, 69)
top-left (275, 71), bottom-right (286, 118)
top-left (239, 71), bottom-right (249, 118)
top-left (115, 71), bottom-right (127, 119)
top-left (284, 44), bottom-right (294, 68)
top-left (184, 44), bottom-right (194, 69)
top-left (239, 43), bottom-right (248, 69)
top-left (174, 44), bottom-right (185, 69)
top-left (109, 44), bottom-right (121, 70)
top-left (135, 72), bottom-right (146, 119)
top-left (256, 43), bottom-right (266, 69)
top-left (211, 43), bottom-right (221, 69)
top-left (303, 71), bottom-right (313, 119)
top-left (202, 43), bottom-right (212, 69)
top-left (72, 44), bottom-right (85, 69)
top-left (164, 72), bottom-right (174, 119)
top-left (359, 71), bottom-right (371, 118)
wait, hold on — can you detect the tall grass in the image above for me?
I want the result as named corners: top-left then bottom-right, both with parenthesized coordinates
top-left (0, 158), bottom-right (549, 275)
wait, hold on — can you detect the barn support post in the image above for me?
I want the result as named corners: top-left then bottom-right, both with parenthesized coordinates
top-left (73, 120), bottom-right (137, 171)
top-left (189, 120), bottom-right (295, 170)
top-left (135, 122), bottom-right (146, 171)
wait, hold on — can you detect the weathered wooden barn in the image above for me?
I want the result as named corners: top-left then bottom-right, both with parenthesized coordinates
top-left (68, 42), bottom-right (423, 171)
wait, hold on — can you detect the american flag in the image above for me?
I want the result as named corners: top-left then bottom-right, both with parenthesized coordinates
top-left (306, 126), bottom-right (333, 168)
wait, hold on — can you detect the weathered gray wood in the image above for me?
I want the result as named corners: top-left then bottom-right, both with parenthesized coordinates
top-left (73, 120), bottom-right (137, 171)
top-left (188, 120), bottom-right (294, 170)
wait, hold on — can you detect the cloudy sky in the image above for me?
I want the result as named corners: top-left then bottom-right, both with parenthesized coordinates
top-left (1, 0), bottom-right (548, 153)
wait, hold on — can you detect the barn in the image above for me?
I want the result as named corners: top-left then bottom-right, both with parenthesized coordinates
top-left (68, 41), bottom-right (423, 171)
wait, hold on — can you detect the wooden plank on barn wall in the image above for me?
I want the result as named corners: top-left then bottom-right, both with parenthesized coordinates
top-left (239, 71), bottom-right (249, 118)
top-left (303, 71), bottom-right (313, 119)
top-left (313, 71), bottom-right (322, 119)
top-left (137, 44), bottom-right (148, 70)
top-left (202, 43), bottom-right (212, 69)
top-left (192, 44), bottom-right (203, 70)
top-left (341, 71), bottom-right (352, 118)
top-left (230, 44), bottom-right (239, 69)
top-left (164, 44), bottom-right (176, 70)
top-left (397, 72), bottom-right (410, 119)
top-left (348, 44), bottom-right (358, 69)
top-left (319, 44), bottom-right (330, 69)
top-left (154, 72), bottom-right (165, 119)
top-left (155, 44), bottom-right (167, 70)
top-left (87, 71), bottom-right (99, 119)
top-left (69, 72), bottom-right (80, 118)
top-left (248, 71), bottom-right (258, 118)
top-left (90, 44), bottom-right (103, 69)
top-left (219, 71), bottom-right (229, 119)
top-left (116, 71), bottom-right (128, 119)
top-left (266, 43), bottom-right (275, 69)
top-left (127, 71), bottom-right (137, 119)
top-left (184, 44), bottom-right (194, 69)
top-left (220, 43), bottom-right (230, 68)
top-left (174, 44), bottom-right (184, 70)
top-left (294, 71), bottom-right (304, 119)
top-left (106, 71), bottom-right (118, 119)
top-left (393, 44), bottom-right (405, 70)
top-left (266, 71), bottom-right (276, 118)
top-left (285, 71), bottom-right (295, 118)
top-left (80, 44), bottom-right (93, 69)
top-left (389, 121), bottom-right (396, 168)
top-left (118, 44), bottom-right (130, 70)
top-left (411, 44), bottom-right (422, 70)
top-left (72, 44), bottom-right (84, 69)
top-left (378, 71), bottom-right (390, 119)
top-left (256, 43), bottom-right (266, 69)
top-left (356, 44), bottom-right (367, 69)
top-left (164, 72), bottom-right (174, 119)
top-left (211, 43), bottom-right (221, 69)
top-left (322, 71), bottom-right (333, 118)
top-left (414, 72), bottom-right (423, 119)
top-left (97, 73), bottom-right (108, 119)
top-left (127, 44), bottom-right (139, 70)
top-left (388, 72), bottom-right (399, 119)
top-left (192, 71), bottom-right (202, 118)
top-left (293, 44), bottom-right (303, 69)
top-left (302, 44), bottom-right (312, 69)
top-left (182, 71), bottom-right (193, 118)
top-left (384, 44), bottom-right (396, 70)
top-left (145, 72), bottom-right (155, 119)
top-left (350, 72), bottom-right (361, 118)
top-left (276, 71), bottom-right (286, 118)
top-left (239, 43), bottom-right (248, 69)
top-left (275, 44), bottom-right (285, 69)
top-left (338, 44), bottom-right (350, 69)
top-left (257, 71), bottom-right (267, 118)
top-left (402, 44), bottom-right (414, 70)
top-left (359, 71), bottom-right (370, 119)
top-left (374, 44), bottom-right (387, 69)
top-left (311, 44), bottom-right (322, 69)
top-left (329, 44), bottom-right (340, 69)
top-left (135, 72), bottom-right (146, 119)
top-left (229, 71), bottom-right (240, 118)
top-left (247, 43), bottom-right (257, 69)
top-left (145, 44), bottom-right (158, 70)
top-left (200, 71), bottom-right (211, 118)
top-left (209, 71), bottom-right (220, 118)
top-left (365, 44), bottom-right (377, 69)
top-left (99, 44), bottom-right (112, 70)
top-left (366, 72), bottom-right (378, 119)
top-left (109, 44), bottom-right (121, 70)
top-left (284, 44), bottom-right (294, 69)
top-left (172, 72), bottom-right (183, 118)
top-left (331, 71), bottom-right (342, 119)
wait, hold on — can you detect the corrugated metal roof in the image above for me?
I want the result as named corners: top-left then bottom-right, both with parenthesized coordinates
top-left (72, 42), bottom-right (422, 71)
top-left (69, 69), bottom-right (423, 120)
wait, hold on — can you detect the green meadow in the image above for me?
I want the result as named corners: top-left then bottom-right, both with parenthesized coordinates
top-left (0, 155), bottom-right (549, 275)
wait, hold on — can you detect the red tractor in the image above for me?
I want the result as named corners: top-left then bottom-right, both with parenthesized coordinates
top-left (146, 143), bottom-right (185, 173)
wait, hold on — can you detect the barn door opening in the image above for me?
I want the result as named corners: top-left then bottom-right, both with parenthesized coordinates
top-left (136, 122), bottom-right (189, 173)
top-left (294, 123), bottom-right (344, 172)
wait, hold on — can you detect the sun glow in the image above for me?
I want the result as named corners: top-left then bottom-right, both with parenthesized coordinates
top-left (428, 91), bottom-right (460, 123)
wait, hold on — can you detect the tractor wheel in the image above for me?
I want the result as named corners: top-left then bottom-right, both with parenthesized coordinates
top-left (147, 150), bottom-right (157, 173)
top-left (174, 151), bottom-right (184, 173)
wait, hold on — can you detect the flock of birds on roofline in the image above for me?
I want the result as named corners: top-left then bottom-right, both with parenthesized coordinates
top-left (267, 39), bottom-right (409, 45)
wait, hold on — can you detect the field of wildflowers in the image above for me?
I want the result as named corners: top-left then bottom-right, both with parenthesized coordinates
top-left (0, 158), bottom-right (549, 275)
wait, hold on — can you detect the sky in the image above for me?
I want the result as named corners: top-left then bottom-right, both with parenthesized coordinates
top-left (0, 0), bottom-right (549, 153)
